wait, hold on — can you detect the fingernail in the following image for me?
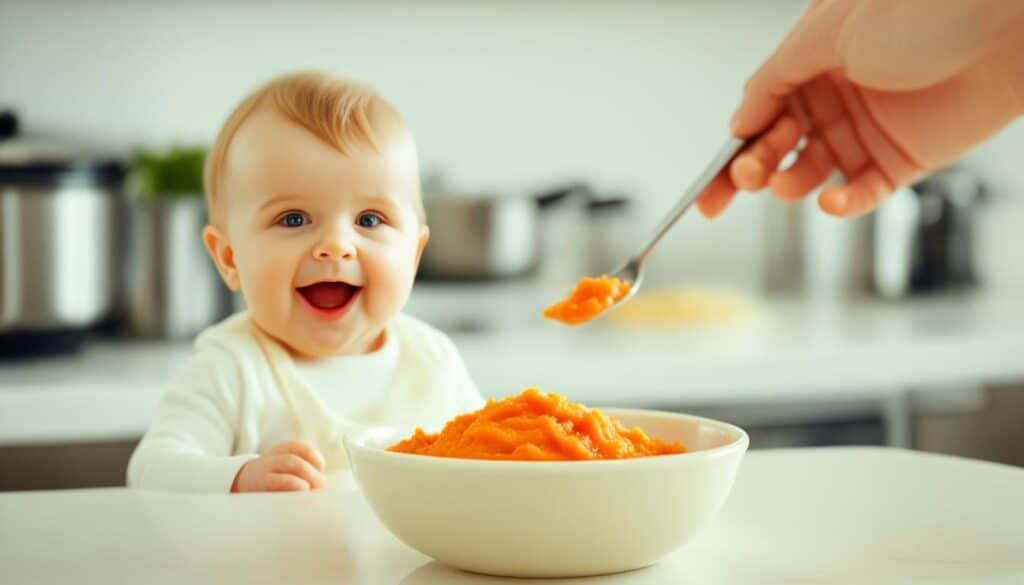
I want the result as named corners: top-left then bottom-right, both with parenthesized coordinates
top-left (697, 198), bottom-right (716, 219)
top-left (733, 156), bottom-right (765, 191)
top-left (822, 190), bottom-right (848, 215)
top-left (729, 111), bottom-right (742, 134)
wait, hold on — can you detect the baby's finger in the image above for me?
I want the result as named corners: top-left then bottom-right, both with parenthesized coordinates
top-left (696, 171), bottom-right (738, 219)
top-left (270, 440), bottom-right (326, 471)
top-left (818, 165), bottom-right (893, 217)
top-left (273, 454), bottom-right (327, 491)
top-left (730, 115), bottom-right (803, 191)
top-left (768, 135), bottom-right (836, 201)
top-left (265, 473), bottom-right (311, 492)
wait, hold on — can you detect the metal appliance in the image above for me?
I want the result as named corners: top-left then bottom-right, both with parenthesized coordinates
top-left (418, 193), bottom-right (540, 281)
top-left (417, 182), bottom-right (590, 282)
top-left (873, 166), bottom-right (984, 298)
top-left (0, 111), bottom-right (124, 356)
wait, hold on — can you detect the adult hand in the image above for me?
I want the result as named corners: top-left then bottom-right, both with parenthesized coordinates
top-left (699, 0), bottom-right (1024, 219)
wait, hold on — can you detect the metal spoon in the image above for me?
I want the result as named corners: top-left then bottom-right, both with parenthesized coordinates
top-left (600, 135), bottom-right (754, 318)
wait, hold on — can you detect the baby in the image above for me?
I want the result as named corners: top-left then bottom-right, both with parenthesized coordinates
top-left (127, 71), bottom-right (484, 493)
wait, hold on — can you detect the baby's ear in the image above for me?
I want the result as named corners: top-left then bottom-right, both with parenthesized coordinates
top-left (414, 225), bottom-right (430, 267)
top-left (202, 225), bottom-right (241, 291)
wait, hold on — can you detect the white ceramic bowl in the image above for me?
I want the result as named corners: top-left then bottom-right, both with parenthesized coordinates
top-left (344, 409), bottom-right (748, 578)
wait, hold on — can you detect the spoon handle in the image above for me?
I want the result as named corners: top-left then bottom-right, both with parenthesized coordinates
top-left (632, 136), bottom-right (749, 265)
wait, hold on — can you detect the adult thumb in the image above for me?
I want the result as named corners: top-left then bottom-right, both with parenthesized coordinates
top-left (731, 0), bottom-right (851, 138)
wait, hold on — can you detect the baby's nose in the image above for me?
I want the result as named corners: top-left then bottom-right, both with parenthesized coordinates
top-left (313, 231), bottom-right (356, 261)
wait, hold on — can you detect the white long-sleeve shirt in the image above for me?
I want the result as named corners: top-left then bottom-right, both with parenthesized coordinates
top-left (127, 312), bottom-right (484, 493)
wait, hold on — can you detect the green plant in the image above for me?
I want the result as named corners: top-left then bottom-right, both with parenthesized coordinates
top-left (128, 146), bottom-right (207, 199)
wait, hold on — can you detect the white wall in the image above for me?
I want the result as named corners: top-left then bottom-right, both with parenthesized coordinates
top-left (2, 0), bottom-right (1022, 290)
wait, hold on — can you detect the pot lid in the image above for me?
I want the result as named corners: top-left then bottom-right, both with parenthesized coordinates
top-left (0, 111), bottom-right (124, 186)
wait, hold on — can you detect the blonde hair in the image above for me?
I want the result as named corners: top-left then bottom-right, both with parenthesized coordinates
top-left (203, 71), bottom-right (423, 224)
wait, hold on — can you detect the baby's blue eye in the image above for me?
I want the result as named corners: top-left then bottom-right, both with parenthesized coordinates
top-left (357, 213), bottom-right (383, 228)
top-left (279, 212), bottom-right (307, 228)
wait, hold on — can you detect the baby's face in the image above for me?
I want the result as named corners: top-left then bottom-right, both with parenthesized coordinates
top-left (216, 106), bottom-right (427, 358)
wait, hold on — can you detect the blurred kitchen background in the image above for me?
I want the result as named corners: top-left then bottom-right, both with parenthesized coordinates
top-left (2, 0), bottom-right (1023, 490)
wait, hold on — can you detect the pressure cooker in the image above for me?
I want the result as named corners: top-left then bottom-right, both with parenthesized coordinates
top-left (0, 111), bottom-right (124, 355)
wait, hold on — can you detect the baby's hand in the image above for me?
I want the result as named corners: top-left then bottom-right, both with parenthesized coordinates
top-left (231, 440), bottom-right (327, 493)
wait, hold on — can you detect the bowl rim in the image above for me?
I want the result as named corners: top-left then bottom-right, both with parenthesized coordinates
top-left (343, 407), bottom-right (750, 472)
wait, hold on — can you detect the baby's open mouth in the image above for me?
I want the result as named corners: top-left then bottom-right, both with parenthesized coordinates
top-left (297, 281), bottom-right (360, 311)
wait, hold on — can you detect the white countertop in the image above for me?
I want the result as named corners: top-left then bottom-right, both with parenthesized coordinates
top-left (2, 447), bottom-right (1022, 584)
top-left (2, 288), bottom-right (1024, 446)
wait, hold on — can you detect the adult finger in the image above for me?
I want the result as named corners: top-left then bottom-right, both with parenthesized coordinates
top-left (730, 115), bottom-right (804, 191)
top-left (818, 165), bottom-right (893, 217)
top-left (696, 171), bottom-right (739, 219)
top-left (731, 0), bottom-right (850, 138)
top-left (833, 79), bottom-right (922, 190)
top-left (769, 134), bottom-right (836, 201)
top-left (799, 76), bottom-right (869, 177)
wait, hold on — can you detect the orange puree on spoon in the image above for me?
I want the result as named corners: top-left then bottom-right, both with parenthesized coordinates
top-left (543, 275), bottom-right (631, 325)
top-left (389, 388), bottom-right (685, 461)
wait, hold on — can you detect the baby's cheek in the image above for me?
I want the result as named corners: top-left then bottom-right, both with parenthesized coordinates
top-left (365, 245), bottom-right (418, 319)
top-left (241, 254), bottom-right (293, 319)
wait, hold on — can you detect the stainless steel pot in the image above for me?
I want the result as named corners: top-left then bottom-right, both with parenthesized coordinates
top-left (416, 183), bottom-right (592, 282)
top-left (126, 197), bottom-right (230, 338)
top-left (0, 126), bottom-right (123, 335)
top-left (419, 194), bottom-right (540, 281)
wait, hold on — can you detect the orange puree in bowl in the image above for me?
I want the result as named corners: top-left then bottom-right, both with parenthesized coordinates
top-left (543, 275), bottom-right (631, 325)
top-left (388, 389), bottom-right (685, 461)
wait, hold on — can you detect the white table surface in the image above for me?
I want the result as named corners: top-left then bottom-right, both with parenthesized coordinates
top-left (2, 447), bottom-right (1022, 584)
top-left (2, 289), bottom-right (1023, 446)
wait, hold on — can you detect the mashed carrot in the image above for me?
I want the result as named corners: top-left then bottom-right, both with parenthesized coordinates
top-left (388, 388), bottom-right (685, 461)
top-left (543, 275), bottom-right (631, 325)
